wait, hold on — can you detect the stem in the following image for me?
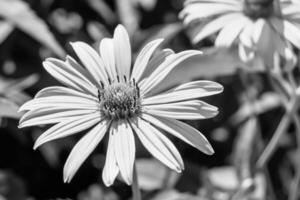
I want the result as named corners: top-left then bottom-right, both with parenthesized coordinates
top-left (257, 71), bottom-right (300, 167)
top-left (132, 163), bottom-right (142, 200)
top-left (288, 115), bottom-right (300, 200)
top-left (288, 71), bottom-right (300, 200)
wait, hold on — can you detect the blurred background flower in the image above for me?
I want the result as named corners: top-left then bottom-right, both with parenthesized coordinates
top-left (180, 0), bottom-right (300, 69)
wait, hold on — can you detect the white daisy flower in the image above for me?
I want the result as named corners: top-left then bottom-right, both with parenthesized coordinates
top-left (179, 0), bottom-right (300, 68)
top-left (18, 25), bottom-right (223, 186)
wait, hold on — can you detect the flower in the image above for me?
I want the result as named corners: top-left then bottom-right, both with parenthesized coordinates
top-left (179, 0), bottom-right (300, 68)
top-left (18, 25), bottom-right (223, 186)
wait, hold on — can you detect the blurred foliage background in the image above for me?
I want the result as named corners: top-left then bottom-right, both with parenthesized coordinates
top-left (0, 0), bottom-right (297, 199)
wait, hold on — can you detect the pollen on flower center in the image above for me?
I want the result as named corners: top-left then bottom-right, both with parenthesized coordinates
top-left (98, 77), bottom-right (141, 120)
top-left (243, 0), bottom-right (274, 19)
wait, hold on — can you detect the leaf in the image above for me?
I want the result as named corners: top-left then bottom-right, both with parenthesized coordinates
top-left (4, 74), bottom-right (39, 92)
top-left (230, 92), bottom-right (282, 125)
top-left (135, 23), bottom-right (182, 51)
top-left (86, 0), bottom-right (117, 25)
top-left (151, 190), bottom-right (199, 200)
top-left (136, 159), bottom-right (180, 191)
top-left (0, 98), bottom-right (20, 119)
top-left (0, 21), bottom-right (13, 44)
top-left (0, 74), bottom-right (39, 105)
top-left (136, 0), bottom-right (157, 11)
top-left (0, 0), bottom-right (65, 57)
top-left (207, 166), bottom-right (238, 191)
top-left (115, 0), bottom-right (139, 36)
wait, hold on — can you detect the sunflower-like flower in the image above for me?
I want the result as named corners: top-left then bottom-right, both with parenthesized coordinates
top-left (18, 25), bottom-right (223, 186)
top-left (180, 0), bottom-right (300, 68)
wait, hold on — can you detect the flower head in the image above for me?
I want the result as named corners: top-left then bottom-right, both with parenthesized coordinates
top-left (180, 0), bottom-right (300, 68)
top-left (18, 25), bottom-right (223, 186)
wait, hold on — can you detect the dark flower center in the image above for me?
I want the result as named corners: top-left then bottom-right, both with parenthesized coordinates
top-left (98, 76), bottom-right (141, 120)
top-left (243, 0), bottom-right (274, 19)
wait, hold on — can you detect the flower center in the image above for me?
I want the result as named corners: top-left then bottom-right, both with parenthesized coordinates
top-left (98, 76), bottom-right (141, 120)
top-left (243, 0), bottom-right (274, 19)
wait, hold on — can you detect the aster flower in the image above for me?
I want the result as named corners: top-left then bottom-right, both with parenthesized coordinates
top-left (18, 25), bottom-right (223, 186)
top-left (179, 0), bottom-right (300, 68)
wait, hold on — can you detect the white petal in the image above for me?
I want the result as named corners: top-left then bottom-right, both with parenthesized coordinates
top-left (270, 18), bottom-right (300, 49)
top-left (191, 13), bottom-right (243, 44)
top-left (63, 120), bottom-right (109, 183)
top-left (130, 117), bottom-right (184, 172)
top-left (19, 108), bottom-right (98, 128)
top-left (180, 3), bottom-right (241, 25)
top-left (239, 21), bottom-right (255, 48)
top-left (43, 61), bottom-right (96, 95)
top-left (140, 50), bottom-right (202, 97)
top-left (19, 96), bottom-right (98, 111)
top-left (70, 42), bottom-right (108, 84)
top-left (142, 80), bottom-right (223, 105)
top-left (35, 86), bottom-right (98, 101)
top-left (47, 57), bottom-right (96, 94)
top-left (102, 129), bottom-right (119, 186)
top-left (66, 56), bottom-right (98, 85)
top-left (113, 120), bottom-right (135, 185)
top-left (215, 16), bottom-right (250, 47)
top-left (252, 19), bottom-right (267, 43)
top-left (141, 114), bottom-right (214, 155)
top-left (34, 113), bottom-right (101, 149)
top-left (131, 39), bottom-right (164, 82)
top-left (238, 43), bottom-right (255, 63)
top-left (144, 100), bottom-right (218, 120)
top-left (113, 25), bottom-right (132, 79)
top-left (139, 49), bottom-right (174, 84)
top-left (99, 38), bottom-right (117, 80)
top-left (281, 3), bottom-right (300, 20)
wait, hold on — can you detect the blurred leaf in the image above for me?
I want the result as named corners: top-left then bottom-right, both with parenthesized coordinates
top-left (77, 184), bottom-right (119, 200)
top-left (87, 0), bottom-right (116, 25)
top-left (0, 170), bottom-right (27, 200)
top-left (0, 74), bottom-right (38, 120)
top-left (136, 23), bottom-right (182, 50)
top-left (87, 22), bottom-right (111, 45)
top-left (205, 166), bottom-right (266, 200)
top-left (233, 117), bottom-right (259, 189)
top-left (0, 0), bottom-right (65, 57)
top-left (134, 0), bottom-right (157, 11)
top-left (32, 129), bottom-right (60, 168)
top-left (4, 74), bottom-right (39, 92)
top-left (0, 21), bottom-right (13, 44)
top-left (0, 98), bottom-right (20, 119)
top-left (0, 74), bottom-right (39, 105)
top-left (207, 166), bottom-right (238, 191)
top-left (136, 159), bottom-right (180, 191)
top-left (151, 190), bottom-right (199, 200)
top-left (50, 9), bottom-right (83, 34)
top-left (115, 0), bottom-right (139, 36)
top-left (230, 92), bottom-right (281, 125)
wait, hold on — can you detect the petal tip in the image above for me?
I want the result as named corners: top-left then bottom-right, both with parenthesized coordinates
top-left (205, 144), bottom-right (215, 155)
